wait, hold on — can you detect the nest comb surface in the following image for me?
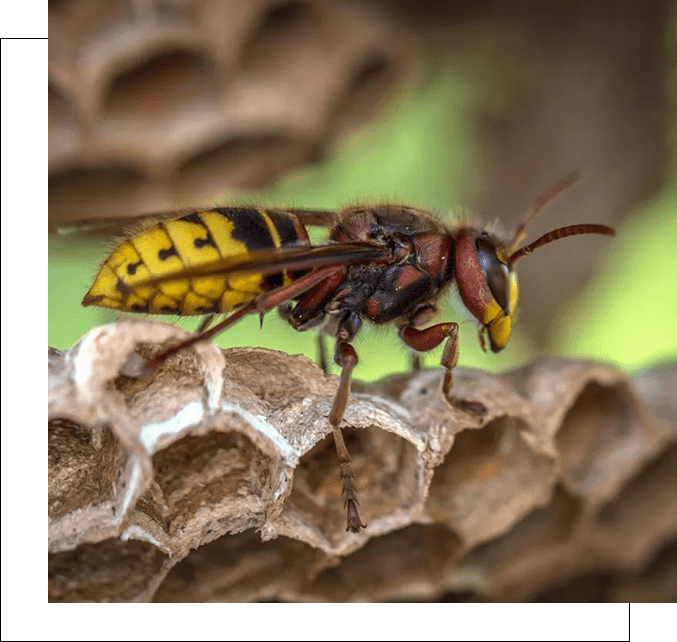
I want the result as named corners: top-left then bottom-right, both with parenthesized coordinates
top-left (49, 0), bottom-right (415, 224)
top-left (48, 321), bottom-right (677, 602)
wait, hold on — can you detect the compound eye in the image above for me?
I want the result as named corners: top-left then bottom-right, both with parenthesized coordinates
top-left (476, 237), bottom-right (510, 313)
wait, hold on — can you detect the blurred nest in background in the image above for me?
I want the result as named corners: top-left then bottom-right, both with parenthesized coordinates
top-left (49, 0), bottom-right (416, 222)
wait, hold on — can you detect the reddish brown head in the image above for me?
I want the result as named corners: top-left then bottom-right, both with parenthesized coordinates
top-left (453, 173), bottom-right (615, 353)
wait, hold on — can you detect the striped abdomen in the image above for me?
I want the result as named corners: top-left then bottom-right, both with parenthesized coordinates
top-left (83, 208), bottom-right (310, 315)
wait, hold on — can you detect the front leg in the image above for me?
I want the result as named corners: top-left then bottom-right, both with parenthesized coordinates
top-left (400, 322), bottom-right (486, 416)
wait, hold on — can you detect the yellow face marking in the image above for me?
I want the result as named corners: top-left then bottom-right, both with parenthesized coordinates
top-left (479, 269), bottom-right (517, 351)
top-left (488, 315), bottom-right (512, 351)
top-left (509, 271), bottom-right (518, 315)
top-left (480, 299), bottom-right (503, 326)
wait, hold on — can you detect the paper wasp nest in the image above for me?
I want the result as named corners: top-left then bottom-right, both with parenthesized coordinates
top-left (49, 0), bottom-right (414, 222)
top-left (49, 322), bottom-right (677, 602)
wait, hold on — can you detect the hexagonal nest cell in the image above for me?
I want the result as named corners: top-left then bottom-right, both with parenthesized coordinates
top-left (48, 321), bottom-right (677, 601)
top-left (48, 0), bottom-right (417, 223)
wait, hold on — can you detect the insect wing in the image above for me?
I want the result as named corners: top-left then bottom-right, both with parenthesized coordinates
top-left (52, 208), bottom-right (338, 238)
top-left (50, 209), bottom-right (207, 237)
top-left (81, 206), bottom-right (390, 316)
top-left (128, 241), bottom-right (392, 287)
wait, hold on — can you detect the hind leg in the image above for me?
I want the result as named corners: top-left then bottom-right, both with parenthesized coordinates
top-left (142, 266), bottom-right (348, 374)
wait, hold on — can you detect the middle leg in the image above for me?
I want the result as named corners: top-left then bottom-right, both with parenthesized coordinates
top-left (328, 339), bottom-right (366, 533)
top-left (317, 332), bottom-right (329, 374)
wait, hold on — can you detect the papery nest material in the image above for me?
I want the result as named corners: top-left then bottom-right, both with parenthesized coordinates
top-left (49, 321), bottom-right (677, 602)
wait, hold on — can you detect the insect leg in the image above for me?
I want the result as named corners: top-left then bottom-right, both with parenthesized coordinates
top-left (400, 323), bottom-right (486, 416)
top-left (144, 304), bottom-right (256, 373)
top-left (329, 339), bottom-right (366, 533)
top-left (143, 265), bottom-right (348, 374)
top-left (255, 265), bottom-right (347, 312)
top-left (196, 313), bottom-right (216, 334)
top-left (317, 332), bottom-right (329, 374)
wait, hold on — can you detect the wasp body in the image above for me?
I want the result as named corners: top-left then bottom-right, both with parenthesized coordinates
top-left (82, 174), bottom-right (614, 533)
top-left (82, 207), bottom-right (312, 315)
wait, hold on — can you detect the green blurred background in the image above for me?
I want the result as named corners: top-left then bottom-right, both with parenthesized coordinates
top-left (49, 2), bottom-right (677, 382)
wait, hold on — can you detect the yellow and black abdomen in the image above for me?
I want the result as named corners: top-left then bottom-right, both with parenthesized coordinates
top-left (83, 208), bottom-right (309, 315)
